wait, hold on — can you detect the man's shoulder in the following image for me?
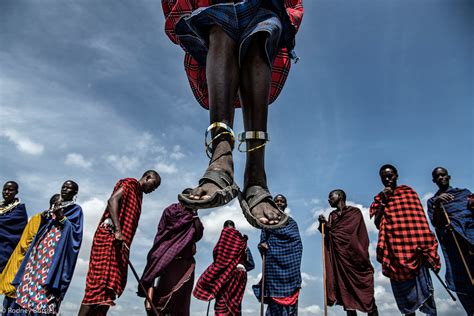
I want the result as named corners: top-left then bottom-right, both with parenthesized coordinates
top-left (118, 178), bottom-right (139, 186)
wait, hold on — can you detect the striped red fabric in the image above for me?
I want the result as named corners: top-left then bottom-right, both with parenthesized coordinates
top-left (82, 178), bottom-right (143, 305)
top-left (162, 0), bottom-right (304, 109)
top-left (370, 185), bottom-right (440, 281)
top-left (193, 227), bottom-right (247, 314)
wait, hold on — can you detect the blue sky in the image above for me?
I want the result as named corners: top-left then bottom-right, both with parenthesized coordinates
top-left (0, 0), bottom-right (472, 315)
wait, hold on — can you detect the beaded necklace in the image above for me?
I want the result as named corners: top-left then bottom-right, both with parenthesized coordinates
top-left (0, 198), bottom-right (21, 216)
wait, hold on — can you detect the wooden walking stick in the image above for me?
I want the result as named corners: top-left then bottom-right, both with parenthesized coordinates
top-left (123, 244), bottom-right (160, 316)
top-left (261, 252), bottom-right (266, 316)
top-left (322, 222), bottom-right (328, 316)
top-left (440, 204), bottom-right (474, 285)
top-left (416, 247), bottom-right (456, 301)
top-left (206, 299), bottom-right (212, 316)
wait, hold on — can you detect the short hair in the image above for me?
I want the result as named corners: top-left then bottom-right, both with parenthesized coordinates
top-left (379, 164), bottom-right (398, 175)
top-left (64, 180), bottom-right (79, 192)
top-left (432, 166), bottom-right (448, 178)
top-left (223, 220), bottom-right (235, 228)
top-left (142, 170), bottom-right (160, 178)
top-left (274, 194), bottom-right (287, 203)
top-left (330, 189), bottom-right (346, 201)
top-left (3, 181), bottom-right (18, 191)
top-left (49, 194), bottom-right (60, 207)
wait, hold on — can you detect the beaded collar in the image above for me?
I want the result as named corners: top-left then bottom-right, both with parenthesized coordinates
top-left (0, 198), bottom-right (21, 216)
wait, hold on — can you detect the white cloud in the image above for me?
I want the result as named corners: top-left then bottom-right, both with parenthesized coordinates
top-left (300, 304), bottom-right (323, 315)
top-left (65, 153), bottom-right (92, 169)
top-left (170, 145), bottom-right (185, 160)
top-left (1, 129), bottom-right (44, 155)
top-left (106, 154), bottom-right (140, 173)
top-left (301, 271), bottom-right (320, 287)
top-left (155, 161), bottom-right (178, 174)
top-left (199, 200), bottom-right (255, 244)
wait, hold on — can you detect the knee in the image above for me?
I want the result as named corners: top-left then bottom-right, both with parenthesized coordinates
top-left (245, 32), bottom-right (269, 64)
top-left (209, 26), bottom-right (236, 51)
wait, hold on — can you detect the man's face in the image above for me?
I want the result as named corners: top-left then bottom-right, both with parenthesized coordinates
top-left (61, 181), bottom-right (77, 201)
top-left (143, 175), bottom-right (161, 194)
top-left (380, 168), bottom-right (398, 189)
top-left (328, 192), bottom-right (340, 208)
top-left (2, 182), bottom-right (18, 202)
top-left (274, 196), bottom-right (287, 212)
top-left (432, 168), bottom-right (450, 188)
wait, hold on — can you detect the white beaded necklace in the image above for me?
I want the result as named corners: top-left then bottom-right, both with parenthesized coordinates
top-left (0, 198), bottom-right (21, 216)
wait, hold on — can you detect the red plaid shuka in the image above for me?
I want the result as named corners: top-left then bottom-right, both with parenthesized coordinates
top-left (82, 178), bottom-right (143, 305)
top-left (370, 185), bottom-right (440, 281)
top-left (193, 227), bottom-right (248, 314)
top-left (162, 0), bottom-right (304, 109)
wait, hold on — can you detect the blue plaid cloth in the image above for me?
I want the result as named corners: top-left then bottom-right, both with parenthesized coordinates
top-left (266, 300), bottom-right (298, 316)
top-left (253, 217), bottom-right (302, 299)
top-left (175, 0), bottom-right (286, 66)
top-left (427, 187), bottom-right (474, 295)
top-left (390, 267), bottom-right (437, 315)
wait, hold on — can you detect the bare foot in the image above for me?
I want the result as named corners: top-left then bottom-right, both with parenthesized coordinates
top-left (250, 198), bottom-right (282, 225)
top-left (187, 140), bottom-right (234, 201)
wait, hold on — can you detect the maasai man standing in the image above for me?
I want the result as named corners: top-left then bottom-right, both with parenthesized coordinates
top-left (79, 170), bottom-right (161, 316)
top-left (318, 190), bottom-right (378, 316)
top-left (370, 164), bottom-right (440, 316)
top-left (0, 181), bottom-right (27, 275)
top-left (13, 180), bottom-right (83, 315)
top-left (138, 202), bottom-right (204, 316)
top-left (162, 0), bottom-right (304, 230)
top-left (253, 194), bottom-right (302, 315)
top-left (194, 220), bottom-right (255, 315)
top-left (427, 167), bottom-right (474, 315)
top-left (0, 194), bottom-right (59, 315)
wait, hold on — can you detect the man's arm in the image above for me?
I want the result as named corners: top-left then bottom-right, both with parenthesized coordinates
top-left (193, 213), bottom-right (204, 241)
top-left (107, 187), bottom-right (124, 241)
top-left (431, 193), bottom-right (455, 229)
top-left (318, 215), bottom-right (329, 234)
top-left (372, 187), bottom-right (393, 229)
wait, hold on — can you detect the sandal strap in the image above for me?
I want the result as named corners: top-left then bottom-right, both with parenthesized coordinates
top-left (237, 131), bottom-right (269, 153)
top-left (205, 122), bottom-right (235, 158)
top-left (199, 170), bottom-right (233, 190)
top-left (245, 185), bottom-right (276, 210)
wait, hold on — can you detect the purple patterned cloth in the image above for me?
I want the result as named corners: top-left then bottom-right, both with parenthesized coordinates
top-left (139, 203), bottom-right (203, 291)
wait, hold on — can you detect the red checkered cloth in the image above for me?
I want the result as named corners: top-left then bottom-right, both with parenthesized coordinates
top-left (162, 0), bottom-right (304, 109)
top-left (193, 227), bottom-right (247, 314)
top-left (370, 185), bottom-right (440, 281)
top-left (82, 178), bottom-right (143, 305)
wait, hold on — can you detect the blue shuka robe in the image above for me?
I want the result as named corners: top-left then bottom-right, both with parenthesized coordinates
top-left (12, 204), bottom-right (83, 314)
top-left (253, 217), bottom-right (302, 314)
top-left (427, 187), bottom-right (474, 314)
top-left (0, 203), bottom-right (27, 273)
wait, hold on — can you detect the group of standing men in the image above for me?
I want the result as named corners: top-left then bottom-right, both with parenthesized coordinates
top-left (318, 165), bottom-right (473, 316)
top-left (0, 171), bottom-right (161, 315)
top-left (0, 169), bottom-right (304, 316)
top-left (0, 165), bottom-right (472, 316)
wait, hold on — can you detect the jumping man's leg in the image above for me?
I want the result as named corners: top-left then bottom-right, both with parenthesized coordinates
top-left (239, 33), bottom-right (280, 225)
top-left (187, 25), bottom-right (239, 201)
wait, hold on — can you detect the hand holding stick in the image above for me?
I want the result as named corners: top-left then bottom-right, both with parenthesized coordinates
top-left (416, 247), bottom-right (456, 301)
top-left (123, 244), bottom-right (160, 316)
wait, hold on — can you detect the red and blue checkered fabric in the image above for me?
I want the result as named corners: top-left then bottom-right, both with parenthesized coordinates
top-left (162, 0), bottom-right (303, 109)
top-left (253, 217), bottom-right (302, 299)
top-left (193, 227), bottom-right (247, 314)
top-left (370, 185), bottom-right (440, 281)
top-left (82, 178), bottom-right (143, 305)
